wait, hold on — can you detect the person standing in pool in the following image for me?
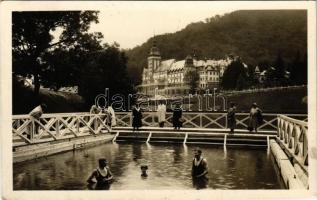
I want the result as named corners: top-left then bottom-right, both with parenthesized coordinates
top-left (191, 148), bottom-right (209, 189)
top-left (87, 158), bottom-right (113, 190)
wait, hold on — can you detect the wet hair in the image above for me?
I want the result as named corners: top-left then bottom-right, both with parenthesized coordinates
top-left (195, 148), bottom-right (202, 154)
top-left (98, 158), bottom-right (108, 166)
top-left (140, 165), bottom-right (148, 170)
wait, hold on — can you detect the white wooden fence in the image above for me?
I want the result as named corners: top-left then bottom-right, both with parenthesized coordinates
top-left (12, 112), bottom-right (307, 146)
top-left (277, 114), bottom-right (308, 170)
top-left (115, 112), bottom-right (307, 131)
top-left (12, 113), bottom-right (110, 145)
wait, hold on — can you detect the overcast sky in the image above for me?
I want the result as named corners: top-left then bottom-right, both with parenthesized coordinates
top-left (88, 2), bottom-right (236, 49)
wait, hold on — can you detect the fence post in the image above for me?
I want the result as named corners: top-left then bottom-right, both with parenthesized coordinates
top-left (56, 117), bottom-right (60, 137)
top-left (30, 118), bottom-right (35, 142)
top-left (76, 116), bottom-right (80, 134)
top-left (152, 113), bottom-right (155, 127)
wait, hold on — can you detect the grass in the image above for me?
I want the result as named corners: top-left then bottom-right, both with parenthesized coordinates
top-left (13, 80), bottom-right (86, 114)
top-left (189, 86), bottom-right (307, 114)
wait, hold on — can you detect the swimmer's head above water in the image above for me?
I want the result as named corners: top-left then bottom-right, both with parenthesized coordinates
top-left (98, 158), bottom-right (108, 168)
top-left (140, 165), bottom-right (148, 177)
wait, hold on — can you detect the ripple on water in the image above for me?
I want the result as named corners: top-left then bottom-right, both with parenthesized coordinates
top-left (13, 143), bottom-right (284, 190)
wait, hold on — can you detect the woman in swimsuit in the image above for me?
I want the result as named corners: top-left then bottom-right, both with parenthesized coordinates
top-left (87, 158), bottom-right (113, 190)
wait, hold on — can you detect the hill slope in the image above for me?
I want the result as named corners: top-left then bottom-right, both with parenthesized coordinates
top-left (126, 10), bottom-right (307, 85)
top-left (13, 78), bottom-right (86, 114)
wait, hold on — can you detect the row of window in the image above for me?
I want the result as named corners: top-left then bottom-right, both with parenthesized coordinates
top-left (200, 71), bottom-right (219, 75)
top-left (200, 77), bottom-right (219, 82)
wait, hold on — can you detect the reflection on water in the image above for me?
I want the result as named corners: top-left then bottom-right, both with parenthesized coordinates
top-left (13, 142), bottom-right (284, 190)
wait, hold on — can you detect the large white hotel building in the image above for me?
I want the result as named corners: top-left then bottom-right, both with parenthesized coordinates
top-left (137, 42), bottom-right (233, 96)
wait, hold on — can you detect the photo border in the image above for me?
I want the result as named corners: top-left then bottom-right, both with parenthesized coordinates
top-left (1, 1), bottom-right (316, 200)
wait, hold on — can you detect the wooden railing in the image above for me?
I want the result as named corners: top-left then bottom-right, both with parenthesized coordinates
top-left (115, 112), bottom-right (307, 131)
top-left (12, 112), bottom-right (307, 145)
top-left (12, 113), bottom-right (110, 145)
top-left (277, 114), bottom-right (308, 169)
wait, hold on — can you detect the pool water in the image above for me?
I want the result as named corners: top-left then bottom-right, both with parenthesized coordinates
top-left (13, 142), bottom-right (284, 190)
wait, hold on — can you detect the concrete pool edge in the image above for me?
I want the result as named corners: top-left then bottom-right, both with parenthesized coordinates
top-left (269, 139), bottom-right (308, 189)
top-left (13, 134), bottom-right (114, 163)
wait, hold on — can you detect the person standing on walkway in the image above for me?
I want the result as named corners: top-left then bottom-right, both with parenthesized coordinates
top-left (248, 102), bottom-right (262, 133)
top-left (157, 101), bottom-right (166, 128)
top-left (90, 105), bottom-right (101, 114)
top-left (107, 105), bottom-right (116, 128)
top-left (172, 104), bottom-right (183, 130)
top-left (192, 148), bottom-right (209, 189)
top-left (132, 104), bottom-right (142, 132)
top-left (29, 103), bottom-right (47, 138)
top-left (227, 102), bottom-right (236, 134)
top-left (90, 105), bottom-right (101, 131)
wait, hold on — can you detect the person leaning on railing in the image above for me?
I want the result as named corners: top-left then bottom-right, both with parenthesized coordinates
top-left (107, 105), bottom-right (117, 128)
top-left (90, 105), bottom-right (101, 131)
top-left (227, 102), bottom-right (236, 134)
top-left (248, 103), bottom-right (263, 133)
top-left (28, 103), bottom-right (47, 139)
top-left (157, 101), bottom-right (166, 128)
top-left (132, 104), bottom-right (142, 132)
top-left (172, 104), bottom-right (183, 130)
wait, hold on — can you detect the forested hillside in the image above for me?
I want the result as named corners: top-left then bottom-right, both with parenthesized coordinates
top-left (126, 10), bottom-right (307, 85)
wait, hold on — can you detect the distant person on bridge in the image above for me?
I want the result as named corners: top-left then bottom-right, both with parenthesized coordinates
top-left (132, 104), bottom-right (142, 132)
top-left (248, 103), bottom-right (263, 133)
top-left (227, 102), bottom-right (236, 134)
top-left (29, 103), bottom-right (47, 138)
top-left (87, 158), bottom-right (113, 190)
top-left (107, 105), bottom-right (117, 128)
top-left (157, 101), bottom-right (166, 128)
top-left (90, 105), bottom-right (101, 114)
top-left (90, 105), bottom-right (101, 131)
top-left (172, 104), bottom-right (183, 130)
top-left (192, 148), bottom-right (209, 189)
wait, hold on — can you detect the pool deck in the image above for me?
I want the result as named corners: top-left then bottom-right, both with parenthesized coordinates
top-left (112, 126), bottom-right (276, 147)
top-left (13, 126), bottom-right (277, 163)
top-left (13, 133), bottom-right (114, 163)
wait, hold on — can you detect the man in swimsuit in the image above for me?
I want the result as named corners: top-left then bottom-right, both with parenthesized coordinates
top-left (191, 148), bottom-right (209, 189)
top-left (87, 158), bottom-right (113, 190)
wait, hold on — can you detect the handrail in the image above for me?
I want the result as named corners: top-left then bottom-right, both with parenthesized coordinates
top-left (12, 112), bottom-right (307, 146)
top-left (113, 112), bottom-right (307, 131)
top-left (277, 114), bottom-right (308, 127)
top-left (277, 114), bottom-right (308, 170)
top-left (12, 113), bottom-right (110, 145)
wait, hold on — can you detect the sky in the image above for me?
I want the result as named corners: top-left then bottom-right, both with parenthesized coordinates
top-left (88, 2), bottom-right (236, 49)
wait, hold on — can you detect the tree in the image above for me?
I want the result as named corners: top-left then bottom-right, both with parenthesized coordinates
top-left (12, 11), bottom-right (101, 96)
top-left (79, 45), bottom-right (134, 107)
top-left (274, 53), bottom-right (286, 86)
top-left (289, 51), bottom-right (307, 85)
top-left (221, 59), bottom-right (246, 90)
top-left (236, 73), bottom-right (248, 90)
top-left (184, 70), bottom-right (200, 94)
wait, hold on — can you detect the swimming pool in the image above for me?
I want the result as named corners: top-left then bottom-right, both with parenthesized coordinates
top-left (13, 142), bottom-right (284, 190)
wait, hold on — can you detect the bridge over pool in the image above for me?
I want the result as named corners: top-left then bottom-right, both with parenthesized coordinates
top-left (12, 111), bottom-right (308, 189)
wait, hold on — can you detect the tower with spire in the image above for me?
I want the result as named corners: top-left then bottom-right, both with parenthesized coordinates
top-left (148, 40), bottom-right (161, 76)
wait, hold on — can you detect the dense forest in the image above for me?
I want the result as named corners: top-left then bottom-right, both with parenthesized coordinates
top-left (125, 10), bottom-right (307, 85)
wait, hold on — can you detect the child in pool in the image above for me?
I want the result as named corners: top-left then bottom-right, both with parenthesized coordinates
top-left (141, 165), bottom-right (148, 178)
